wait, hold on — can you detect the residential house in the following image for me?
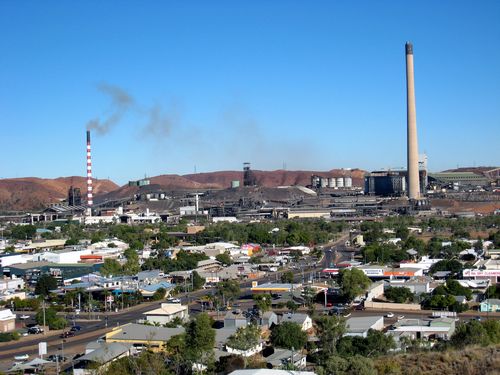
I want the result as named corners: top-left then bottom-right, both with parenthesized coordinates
top-left (265, 348), bottom-right (307, 369)
top-left (143, 303), bottom-right (188, 325)
top-left (480, 298), bottom-right (500, 312)
top-left (280, 313), bottom-right (313, 331)
top-left (73, 342), bottom-right (133, 375)
top-left (260, 311), bottom-right (278, 329)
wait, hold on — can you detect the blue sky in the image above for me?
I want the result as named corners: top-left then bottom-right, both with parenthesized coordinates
top-left (1, 1), bottom-right (499, 184)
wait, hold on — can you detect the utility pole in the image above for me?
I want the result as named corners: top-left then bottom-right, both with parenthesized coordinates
top-left (42, 299), bottom-right (46, 335)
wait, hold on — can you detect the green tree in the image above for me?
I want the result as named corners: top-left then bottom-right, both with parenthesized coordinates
top-left (152, 287), bottom-right (166, 301)
top-left (100, 258), bottom-right (123, 277)
top-left (271, 322), bottom-right (307, 350)
top-left (123, 248), bottom-right (140, 275)
top-left (215, 252), bottom-right (233, 266)
top-left (192, 271), bottom-right (205, 291)
top-left (286, 301), bottom-right (299, 312)
top-left (185, 313), bottom-right (216, 366)
top-left (10, 224), bottom-right (36, 240)
top-left (64, 238), bottom-right (79, 246)
top-left (35, 275), bottom-right (58, 296)
top-left (450, 320), bottom-right (490, 348)
top-left (36, 307), bottom-right (67, 330)
top-left (216, 280), bottom-right (241, 307)
top-left (315, 315), bottom-right (346, 360)
top-left (338, 268), bottom-right (371, 301)
top-left (281, 271), bottom-right (295, 284)
top-left (384, 286), bottom-right (415, 303)
top-left (253, 294), bottom-right (271, 312)
top-left (347, 355), bottom-right (377, 375)
top-left (429, 259), bottom-right (463, 275)
top-left (482, 319), bottom-right (500, 344)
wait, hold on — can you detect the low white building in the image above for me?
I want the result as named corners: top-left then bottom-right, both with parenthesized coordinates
top-left (143, 303), bottom-right (189, 325)
top-left (0, 253), bottom-right (33, 268)
top-left (0, 308), bottom-right (16, 332)
top-left (35, 248), bottom-right (92, 264)
top-left (345, 316), bottom-right (384, 337)
top-left (0, 276), bottom-right (25, 291)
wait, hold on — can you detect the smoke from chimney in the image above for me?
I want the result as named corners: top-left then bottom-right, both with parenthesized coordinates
top-left (86, 83), bottom-right (134, 135)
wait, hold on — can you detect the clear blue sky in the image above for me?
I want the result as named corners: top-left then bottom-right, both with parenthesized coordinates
top-left (1, 1), bottom-right (499, 184)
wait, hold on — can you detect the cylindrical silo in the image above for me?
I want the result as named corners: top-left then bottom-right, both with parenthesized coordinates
top-left (328, 178), bottom-right (336, 188)
top-left (320, 177), bottom-right (328, 188)
top-left (336, 177), bottom-right (344, 188)
top-left (344, 177), bottom-right (352, 188)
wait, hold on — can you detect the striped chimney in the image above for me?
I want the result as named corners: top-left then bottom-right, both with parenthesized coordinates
top-left (86, 130), bottom-right (93, 206)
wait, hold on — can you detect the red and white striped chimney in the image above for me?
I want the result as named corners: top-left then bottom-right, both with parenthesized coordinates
top-left (86, 130), bottom-right (93, 206)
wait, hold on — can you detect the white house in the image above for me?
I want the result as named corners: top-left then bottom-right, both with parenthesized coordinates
top-left (226, 341), bottom-right (264, 357)
top-left (280, 313), bottom-right (313, 331)
top-left (143, 303), bottom-right (189, 325)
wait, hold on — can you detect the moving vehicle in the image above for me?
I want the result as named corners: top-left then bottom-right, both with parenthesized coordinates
top-left (60, 331), bottom-right (75, 338)
top-left (397, 315), bottom-right (405, 320)
top-left (385, 312), bottom-right (394, 318)
top-left (166, 297), bottom-right (181, 303)
top-left (19, 315), bottom-right (30, 320)
top-left (70, 325), bottom-right (82, 332)
top-left (14, 354), bottom-right (29, 361)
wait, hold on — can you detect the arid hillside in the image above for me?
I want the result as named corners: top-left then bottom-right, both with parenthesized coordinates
top-left (0, 177), bottom-right (118, 211)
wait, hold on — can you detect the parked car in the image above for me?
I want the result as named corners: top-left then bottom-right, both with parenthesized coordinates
top-left (385, 312), bottom-right (394, 318)
top-left (27, 326), bottom-right (44, 334)
top-left (48, 355), bottom-right (67, 363)
top-left (14, 354), bottom-right (29, 361)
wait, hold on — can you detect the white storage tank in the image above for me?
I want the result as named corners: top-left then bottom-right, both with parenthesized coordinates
top-left (320, 177), bottom-right (328, 188)
top-left (336, 177), bottom-right (344, 188)
top-left (328, 178), bottom-right (336, 188)
top-left (344, 177), bottom-right (352, 188)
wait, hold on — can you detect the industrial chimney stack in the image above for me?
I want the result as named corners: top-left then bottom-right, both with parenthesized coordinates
top-left (86, 130), bottom-right (93, 207)
top-left (405, 42), bottom-right (420, 200)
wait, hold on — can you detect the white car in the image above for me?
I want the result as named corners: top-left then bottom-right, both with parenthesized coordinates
top-left (14, 354), bottom-right (29, 361)
top-left (385, 312), bottom-right (394, 318)
top-left (19, 315), bottom-right (30, 320)
top-left (167, 298), bottom-right (181, 303)
top-left (397, 315), bottom-right (405, 320)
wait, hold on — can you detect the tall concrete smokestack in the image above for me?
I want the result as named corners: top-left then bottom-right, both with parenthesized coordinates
top-left (86, 130), bottom-right (93, 207)
top-left (405, 42), bottom-right (420, 200)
